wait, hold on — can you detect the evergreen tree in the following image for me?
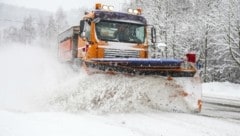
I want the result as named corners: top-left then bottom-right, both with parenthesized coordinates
top-left (3, 26), bottom-right (20, 42)
top-left (46, 15), bottom-right (57, 41)
top-left (19, 16), bottom-right (36, 44)
top-left (37, 17), bottom-right (47, 38)
top-left (55, 7), bottom-right (69, 34)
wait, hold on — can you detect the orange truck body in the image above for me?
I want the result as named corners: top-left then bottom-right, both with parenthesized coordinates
top-left (58, 26), bottom-right (79, 62)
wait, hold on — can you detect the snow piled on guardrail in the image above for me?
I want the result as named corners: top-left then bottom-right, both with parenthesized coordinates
top-left (203, 82), bottom-right (240, 100)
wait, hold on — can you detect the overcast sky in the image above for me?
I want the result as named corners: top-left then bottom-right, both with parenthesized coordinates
top-left (0, 0), bottom-right (130, 12)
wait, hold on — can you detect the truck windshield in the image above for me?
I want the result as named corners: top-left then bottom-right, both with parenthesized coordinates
top-left (96, 21), bottom-right (145, 43)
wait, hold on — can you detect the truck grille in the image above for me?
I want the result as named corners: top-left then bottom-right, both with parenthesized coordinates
top-left (104, 48), bottom-right (139, 58)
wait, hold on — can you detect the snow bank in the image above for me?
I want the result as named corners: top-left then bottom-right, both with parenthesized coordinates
top-left (203, 82), bottom-right (240, 100)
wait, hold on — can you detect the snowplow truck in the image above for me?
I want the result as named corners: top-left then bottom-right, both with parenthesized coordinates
top-left (58, 3), bottom-right (202, 112)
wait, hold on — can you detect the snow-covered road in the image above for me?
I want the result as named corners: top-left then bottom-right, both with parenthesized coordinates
top-left (1, 107), bottom-right (240, 136)
top-left (200, 96), bottom-right (240, 123)
top-left (1, 109), bottom-right (240, 136)
top-left (201, 82), bottom-right (240, 124)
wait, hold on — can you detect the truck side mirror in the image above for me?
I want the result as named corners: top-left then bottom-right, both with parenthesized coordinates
top-left (79, 20), bottom-right (85, 35)
top-left (81, 32), bottom-right (86, 38)
top-left (151, 27), bottom-right (156, 43)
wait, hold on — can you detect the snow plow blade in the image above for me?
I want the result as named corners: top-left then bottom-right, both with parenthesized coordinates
top-left (85, 58), bottom-right (196, 77)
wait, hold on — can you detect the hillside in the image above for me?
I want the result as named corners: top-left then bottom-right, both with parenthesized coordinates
top-left (0, 3), bottom-right (50, 30)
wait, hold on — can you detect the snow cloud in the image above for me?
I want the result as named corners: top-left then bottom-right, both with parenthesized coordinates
top-left (0, 43), bottom-right (74, 111)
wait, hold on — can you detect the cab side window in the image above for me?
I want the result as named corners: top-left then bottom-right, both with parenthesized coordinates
top-left (85, 21), bottom-right (91, 41)
top-left (80, 20), bottom-right (91, 41)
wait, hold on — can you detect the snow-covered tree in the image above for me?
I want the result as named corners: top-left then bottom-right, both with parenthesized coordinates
top-left (37, 17), bottom-right (47, 38)
top-left (227, 0), bottom-right (240, 66)
top-left (3, 26), bottom-right (20, 42)
top-left (0, 30), bottom-right (2, 46)
top-left (35, 17), bottom-right (48, 47)
top-left (46, 15), bottom-right (57, 41)
top-left (19, 16), bottom-right (36, 44)
top-left (55, 7), bottom-right (69, 34)
top-left (131, 0), bottom-right (240, 83)
top-left (218, 0), bottom-right (240, 83)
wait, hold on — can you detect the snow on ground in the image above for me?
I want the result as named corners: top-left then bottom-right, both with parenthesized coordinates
top-left (1, 111), bottom-right (240, 136)
top-left (203, 82), bottom-right (240, 100)
top-left (0, 44), bottom-right (240, 136)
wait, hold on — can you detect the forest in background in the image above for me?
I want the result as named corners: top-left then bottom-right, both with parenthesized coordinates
top-left (0, 3), bottom-right (86, 48)
top-left (0, 0), bottom-right (239, 83)
top-left (131, 0), bottom-right (240, 83)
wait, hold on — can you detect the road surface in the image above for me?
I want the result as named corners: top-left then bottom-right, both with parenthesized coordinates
top-left (200, 96), bottom-right (240, 123)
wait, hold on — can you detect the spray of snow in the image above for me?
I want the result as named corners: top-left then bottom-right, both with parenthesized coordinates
top-left (0, 44), bottom-right (74, 112)
top-left (0, 43), bottom-right (197, 113)
top-left (48, 74), bottom-right (196, 113)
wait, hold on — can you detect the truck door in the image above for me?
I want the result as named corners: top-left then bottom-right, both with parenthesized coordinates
top-left (78, 20), bottom-right (91, 58)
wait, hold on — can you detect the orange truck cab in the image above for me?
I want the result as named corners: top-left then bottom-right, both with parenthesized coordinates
top-left (58, 4), bottom-right (150, 64)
